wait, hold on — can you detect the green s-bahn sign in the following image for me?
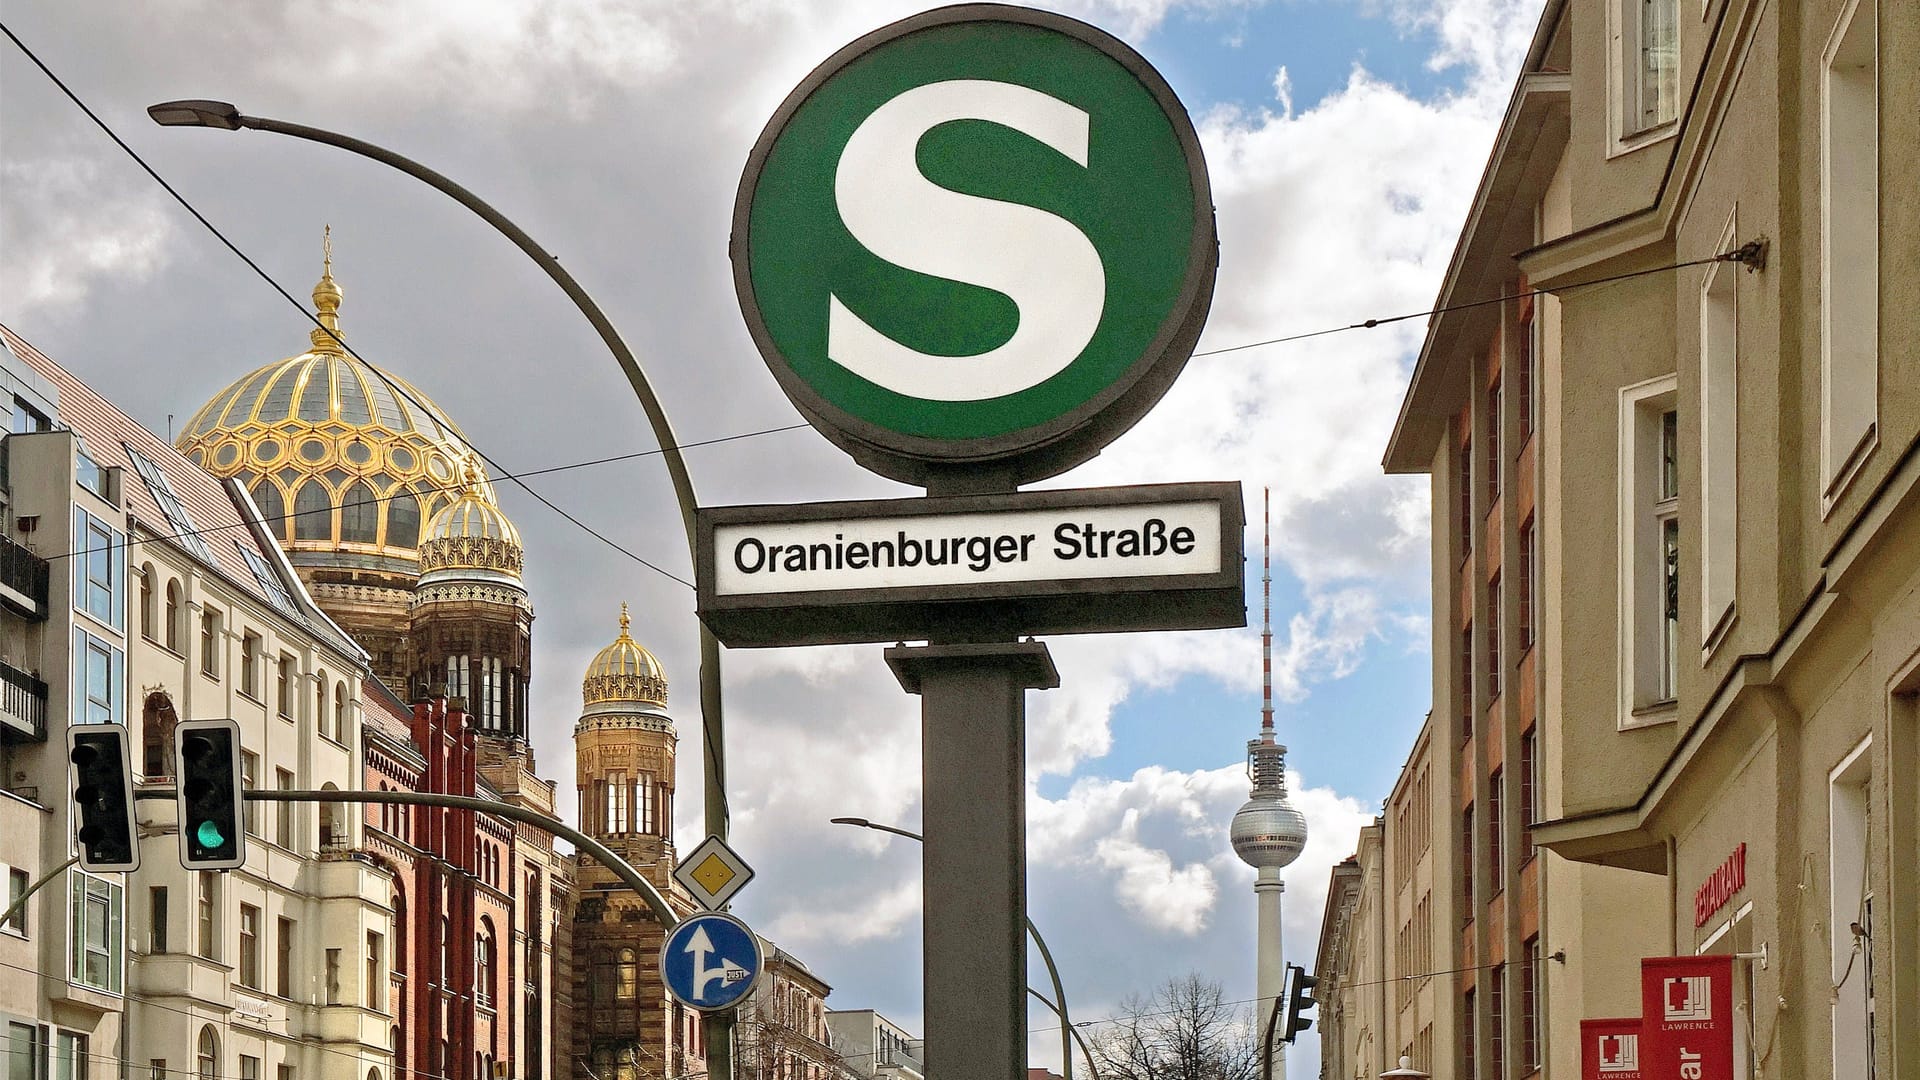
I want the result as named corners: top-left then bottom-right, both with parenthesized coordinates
top-left (731, 4), bottom-right (1217, 486)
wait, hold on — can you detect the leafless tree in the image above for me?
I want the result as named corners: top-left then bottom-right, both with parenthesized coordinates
top-left (1088, 974), bottom-right (1262, 1080)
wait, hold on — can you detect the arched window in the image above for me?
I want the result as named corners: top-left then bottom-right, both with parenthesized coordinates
top-left (316, 668), bottom-right (328, 728)
top-left (319, 782), bottom-right (345, 849)
top-left (165, 579), bottom-right (182, 652)
top-left (196, 1026), bottom-right (218, 1080)
top-left (293, 481), bottom-right (331, 541)
top-left (387, 490), bottom-right (421, 549)
top-left (138, 563), bottom-right (155, 639)
top-left (475, 920), bottom-right (496, 1007)
top-left (340, 480), bottom-right (379, 544)
top-left (616, 948), bottom-right (639, 1002)
top-left (334, 681), bottom-right (348, 741)
top-left (142, 691), bottom-right (178, 779)
top-left (252, 480), bottom-right (286, 541)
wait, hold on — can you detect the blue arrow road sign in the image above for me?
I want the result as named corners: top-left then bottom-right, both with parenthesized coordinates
top-left (660, 912), bottom-right (763, 1011)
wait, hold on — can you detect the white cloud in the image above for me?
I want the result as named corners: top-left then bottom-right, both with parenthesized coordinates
top-left (0, 157), bottom-right (174, 318)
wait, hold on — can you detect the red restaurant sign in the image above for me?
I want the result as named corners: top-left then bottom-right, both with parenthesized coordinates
top-left (1581, 1017), bottom-right (1644, 1079)
top-left (1641, 954), bottom-right (1736, 1079)
top-left (1693, 843), bottom-right (1747, 927)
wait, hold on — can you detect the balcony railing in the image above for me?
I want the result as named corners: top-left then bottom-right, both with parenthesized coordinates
top-left (0, 533), bottom-right (49, 621)
top-left (0, 659), bottom-right (48, 742)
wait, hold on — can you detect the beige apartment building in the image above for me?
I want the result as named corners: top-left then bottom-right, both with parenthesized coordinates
top-left (1315, 716), bottom-right (1443, 1079)
top-left (1369, 0), bottom-right (1916, 1077)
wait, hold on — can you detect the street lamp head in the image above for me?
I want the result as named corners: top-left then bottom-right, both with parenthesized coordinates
top-left (828, 816), bottom-right (872, 829)
top-left (147, 99), bottom-right (245, 130)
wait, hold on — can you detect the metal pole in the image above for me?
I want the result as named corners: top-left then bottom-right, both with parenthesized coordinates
top-left (1262, 972), bottom-right (1287, 1080)
top-left (153, 106), bottom-right (732, 1078)
top-left (138, 786), bottom-right (680, 927)
top-left (0, 853), bottom-right (78, 931)
top-left (886, 641), bottom-right (1058, 1080)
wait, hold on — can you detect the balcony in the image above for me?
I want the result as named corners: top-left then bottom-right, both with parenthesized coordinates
top-left (0, 534), bottom-right (48, 621)
top-left (0, 659), bottom-right (47, 742)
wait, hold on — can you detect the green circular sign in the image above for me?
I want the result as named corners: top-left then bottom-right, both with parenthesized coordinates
top-left (732, 4), bottom-right (1216, 487)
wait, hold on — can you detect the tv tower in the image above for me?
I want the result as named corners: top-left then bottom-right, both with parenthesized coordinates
top-left (1230, 488), bottom-right (1308, 1074)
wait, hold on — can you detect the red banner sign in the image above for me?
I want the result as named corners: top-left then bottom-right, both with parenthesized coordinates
top-left (1693, 843), bottom-right (1746, 927)
top-left (1641, 955), bottom-right (1735, 1079)
top-left (1581, 1017), bottom-right (1643, 1079)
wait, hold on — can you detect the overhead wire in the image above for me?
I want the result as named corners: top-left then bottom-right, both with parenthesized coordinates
top-left (0, 20), bottom-right (708, 591)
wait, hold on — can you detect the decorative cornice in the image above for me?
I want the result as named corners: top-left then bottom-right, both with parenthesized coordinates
top-left (419, 534), bottom-right (524, 576)
top-left (411, 579), bottom-right (532, 612)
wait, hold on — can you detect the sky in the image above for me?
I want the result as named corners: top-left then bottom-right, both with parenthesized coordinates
top-left (0, 0), bottom-right (1542, 1074)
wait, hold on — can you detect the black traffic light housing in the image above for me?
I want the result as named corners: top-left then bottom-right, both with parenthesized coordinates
top-left (1283, 962), bottom-right (1318, 1044)
top-left (174, 718), bottom-right (246, 870)
top-left (68, 726), bottom-right (140, 873)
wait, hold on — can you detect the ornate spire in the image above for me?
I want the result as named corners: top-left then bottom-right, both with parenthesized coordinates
top-left (311, 225), bottom-right (345, 353)
top-left (620, 602), bottom-right (631, 633)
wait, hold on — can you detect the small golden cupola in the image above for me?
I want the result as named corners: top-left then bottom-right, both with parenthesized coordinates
top-left (417, 462), bottom-right (525, 585)
top-left (581, 605), bottom-right (669, 715)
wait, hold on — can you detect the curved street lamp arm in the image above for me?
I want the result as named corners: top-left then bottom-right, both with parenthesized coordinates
top-left (199, 109), bottom-right (731, 842)
top-left (1026, 988), bottom-right (1101, 1080)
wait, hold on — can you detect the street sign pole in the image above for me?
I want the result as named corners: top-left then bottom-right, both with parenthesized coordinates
top-left (889, 641), bottom-right (1058, 1077)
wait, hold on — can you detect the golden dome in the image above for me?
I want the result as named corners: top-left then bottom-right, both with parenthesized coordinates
top-left (419, 466), bottom-right (524, 579)
top-left (176, 231), bottom-right (493, 569)
top-left (582, 605), bottom-right (668, 710)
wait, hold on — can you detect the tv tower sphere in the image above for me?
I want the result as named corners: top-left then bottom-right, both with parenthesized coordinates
top-left (1231, 738), bottom-right (1308, 869)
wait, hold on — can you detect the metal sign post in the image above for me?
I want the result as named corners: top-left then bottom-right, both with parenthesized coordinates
top-left (723, 6), bottom-right (1232, 1075)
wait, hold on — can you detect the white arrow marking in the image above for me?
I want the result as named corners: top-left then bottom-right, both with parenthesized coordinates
top-left (685, 925), bottom-right (726, 1002)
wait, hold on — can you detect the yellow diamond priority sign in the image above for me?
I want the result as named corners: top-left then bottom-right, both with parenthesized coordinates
top-left (674, 835), bottom-right (755, 911)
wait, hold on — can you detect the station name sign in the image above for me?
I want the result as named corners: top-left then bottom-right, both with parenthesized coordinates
top-left (698, 482), bottom-right (1244, 647)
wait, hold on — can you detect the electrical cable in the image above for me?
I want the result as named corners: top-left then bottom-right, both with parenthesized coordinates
top-left (0, 21), bottom-right (705, 591)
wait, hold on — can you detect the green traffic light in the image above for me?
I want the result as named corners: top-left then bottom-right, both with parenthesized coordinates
top-left (196, 820), bottom-right (227, 849)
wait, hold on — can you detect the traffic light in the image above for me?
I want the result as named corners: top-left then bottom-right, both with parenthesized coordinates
top-left (68, 726), bottom-right (140, 873)
top-left (174, 719), bottom-right (246, 870)
top-left (1283, 962), bottom-right (1318, 1044)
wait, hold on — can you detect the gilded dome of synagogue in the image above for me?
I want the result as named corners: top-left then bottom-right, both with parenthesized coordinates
top-left (582, 605), bottom-right (668, 711)
top-left (176, 235), bottom-right (494, 570)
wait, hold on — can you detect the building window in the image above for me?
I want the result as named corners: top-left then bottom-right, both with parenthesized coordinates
top-left (1489, 964), bottom-right (1507, 1079)
top-left (340, 481), bottom-right (379, 545)
top-left (1462, 803), bottom-right (1476, 911)
top-left (1460, 622), bottom-right (1474, 742)
top-left (1519, 728), bottom-right (1539, 863)
top-left (3, 868), bottom-right (28, 936)
top-left (1463, 989), bottom-right (1477, 1080)
top-left (165, 580), bottom-right (183, 652)
top-left (238, 904), bottom-right (260, 989)
top-left (607, 772), bottom-right (629, 834)
top-left (1488, 767), bottom-right (1505, 887)
top-left (9, 1022), bottom-right (41, 1080)
top-left (73, 507), bottom-right (124, 631)
top-left (1700, 221), bottom-right (1739, 646)
top-left (277, 655), bottom-right (295, 717)
top-left (1516, 300), bottom-right (1536, 442)
top-left (1486, 575), bottom-right (1502, 699)
top-left (275, 769), bottom-right (295, 848)
top-left (69, 872), bottom-right (123, 993)
top-left (325, 947), bottom-right (342, 1005)
top-left (196, 872), bottom-right (217, 961)
top-left (1821, 0), bottom-right (1878, 500)
top-left (241, 750), bottom-right (259, 838)
top-left (72, 628), bottom-right (124, 726)
top-left (367, 931), bottom-right (385, 1011)
top-left (51, 1033), bottom-right (86, 1080)
top-left (1457, 434), bottom-right (1474, 558)
top-left (277, 917), bottom-right (295, 998)
top-left (239, 1056), bottom-right (258, 1080)
top-left (294, 482), bottom-right (331, 541)
top-left (196, 1027), bottom-right (217, 1080)
top-left (617, 948), bottom-right (640, 1002)
top-left (200, 609), bottom-right (221, 679)
top-left (1486, 378), bottom-right (1501, 505)
top-left (1522, 936), bottom-right (1543, 1072)
top-left (1618, 376), bottom-right (1680, 724)
top-left (638, 776), bottom-right (657, 835)
top-left (1620, 0), bottom-right (1679, 135)
top-left (139, 564), bottom-right (156, 640)
top-left (333, 682), bottom-right (347, 742)
top-left (240, 632), bottom-right (260, 698)
top-left (1830, 736), bottom-right (1873, 1079)
top-left (474, 928), bottom-right (492, 1008)
top-left (1519, 518), bottom-right (1537, 649)
top-left (148, 887), bottom-right (166, 954)
top-left (152, 1061), bottom-right (166, 1080)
